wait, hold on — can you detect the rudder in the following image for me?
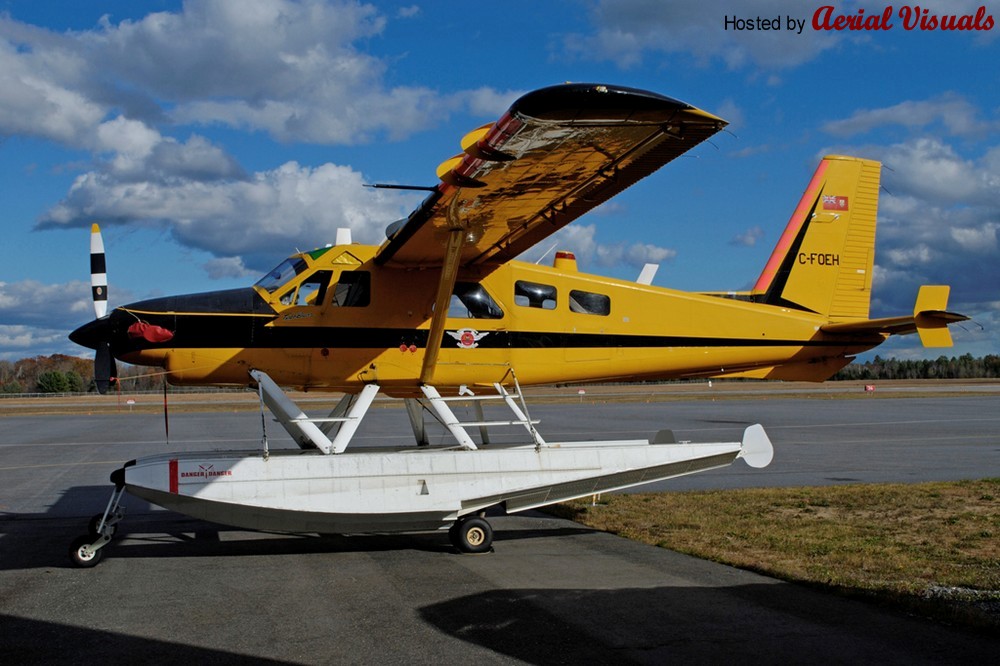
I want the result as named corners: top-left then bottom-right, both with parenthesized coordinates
top-left (753, 155), bottom-right (881, 319)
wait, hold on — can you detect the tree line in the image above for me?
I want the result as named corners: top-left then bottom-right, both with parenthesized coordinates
top-left (2, 352), bottom-right (999, 395)
top-left (832, 354), bottom-right (1000, 381)
top-left (0, 355), bottom-right (164, 394)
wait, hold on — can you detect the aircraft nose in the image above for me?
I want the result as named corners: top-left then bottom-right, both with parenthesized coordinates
top-left (69, 316), bottom-right (113, 351)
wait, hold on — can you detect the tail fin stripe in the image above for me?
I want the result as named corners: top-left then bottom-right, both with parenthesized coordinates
top-left (752, 161), bottom-right (829, 293)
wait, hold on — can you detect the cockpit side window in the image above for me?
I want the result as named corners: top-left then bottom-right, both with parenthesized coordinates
top-left (448, 282), bottom-right (504, 319)
top-left (256, 258), bottom-right (307, 293)
top-left (333, 271), bottom-right (370, 307)
top-left (280, 270), bottom-right (332, 307)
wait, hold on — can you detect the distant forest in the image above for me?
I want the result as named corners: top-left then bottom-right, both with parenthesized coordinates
top-left (0, 355), bottom-right (166, 395)
top-left (831, 354), bottom-right (1000, 381)
top-left (2, 353), bottom-right (999, 395)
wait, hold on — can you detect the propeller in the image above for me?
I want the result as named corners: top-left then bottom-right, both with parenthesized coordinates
top-left (71, 223), bottom-right (176, 394)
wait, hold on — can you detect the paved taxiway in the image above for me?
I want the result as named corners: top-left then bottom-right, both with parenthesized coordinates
top-left (2, 392), bottom-right (999, 663)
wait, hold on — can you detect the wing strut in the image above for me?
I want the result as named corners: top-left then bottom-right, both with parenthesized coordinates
top-left (420, 195), bottom-right (467, 384)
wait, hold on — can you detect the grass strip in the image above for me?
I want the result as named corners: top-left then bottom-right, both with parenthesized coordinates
top-left (550, 479), bottom-right (1000, 629)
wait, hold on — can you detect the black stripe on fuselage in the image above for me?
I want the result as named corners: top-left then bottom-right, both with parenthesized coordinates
top-left (117, 312), bottom-right (879, 352)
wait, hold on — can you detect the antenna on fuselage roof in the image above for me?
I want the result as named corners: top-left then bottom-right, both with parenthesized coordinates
top-left (534, 243), bottom-right (559, 265)
top-left (636, 263), bottom-right (659, 285)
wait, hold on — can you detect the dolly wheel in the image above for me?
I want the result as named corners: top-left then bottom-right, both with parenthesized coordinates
top-left (451, 517), bottom-right (493, 554)
top-left (69, 535), bottom-right (104, 568)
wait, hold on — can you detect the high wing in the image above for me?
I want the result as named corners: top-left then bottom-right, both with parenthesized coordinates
top-left (373, 83), bottom-right (727, 383)
top-left (374, 83), bottom-right (728, 269)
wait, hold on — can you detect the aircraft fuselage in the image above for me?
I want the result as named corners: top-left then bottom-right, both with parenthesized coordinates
top-left (70, 242), bottom-right (883, 397)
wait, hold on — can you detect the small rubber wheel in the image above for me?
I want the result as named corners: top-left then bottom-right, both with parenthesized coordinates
top-left (451, 517), bottom-right (493, 554)
top-left (69, 535), bottom-right (104, 568)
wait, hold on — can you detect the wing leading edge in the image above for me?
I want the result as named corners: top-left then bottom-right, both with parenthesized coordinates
top-left (375, 83), bottom-right (727, 269)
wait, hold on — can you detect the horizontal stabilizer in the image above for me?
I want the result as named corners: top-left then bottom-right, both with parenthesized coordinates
top-left (821, 285), bottom-right (967, 347)
top-left (914, 285), bottom-right (961, 347)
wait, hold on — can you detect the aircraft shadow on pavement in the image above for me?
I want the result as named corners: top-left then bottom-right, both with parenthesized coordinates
top-left (0, 485), bottom-right (596, 570)
top-left (0, 614), bottom-right (298, 665)
top-left (419, 585), bottom-right (1000, 664)
top-left (5, 585), bottom-right (997, 664)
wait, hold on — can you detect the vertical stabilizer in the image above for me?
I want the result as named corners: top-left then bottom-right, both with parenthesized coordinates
top-left (753, 156), bottom-right (881, 319)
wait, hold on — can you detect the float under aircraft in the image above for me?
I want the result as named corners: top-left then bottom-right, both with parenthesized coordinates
top-left (67, 83), bottom-right (967, 565)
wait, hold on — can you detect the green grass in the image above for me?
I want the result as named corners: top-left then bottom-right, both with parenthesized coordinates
top-left (551, 479), bottom-right (1000, 628)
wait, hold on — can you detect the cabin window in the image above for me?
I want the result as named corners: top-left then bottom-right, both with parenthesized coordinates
top-left (448, 282), bottom-right (504, 319)
top-left (569, 290), bottom-right (611, 316)
top-left (514, 281), bottom-right (557, 310)
top-left (286, 271), bottom-right (332, 307)
top-left (333, 271), bottom-right (370, 307)
top-left (256, 258), bottom-right (307, 293)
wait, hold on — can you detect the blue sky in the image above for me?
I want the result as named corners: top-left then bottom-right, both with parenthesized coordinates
top-left (1, 0), bottom-right (997, 361)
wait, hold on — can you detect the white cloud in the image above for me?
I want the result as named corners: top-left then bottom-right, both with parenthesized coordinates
top-left (0, 279), bottom-right (92, 325)
top-left (87, 0), bottom-right (465, 144)
top-left (0, 325), bottom-right (74, 359)
top-left (203, 256), bottom-right (258, 280)
top-left (950, 223), bottom-right (998, 253)
top-left (875, 201), bottom-right (1000, 307)
top-left (94, 116), bottom-right (160, 157)
top-left (39, 161), bottom-right (420, 271)
top-left (823, 94), bottom-right (995, 138)
top-left (0, 277), bottom-right (142, 358)
top-left (2, 1), bottom-right (520, 279)
top-left (93, 0), bottom-right (387, 101)
top-left (879, 138), bottom-right (999, 207)
top-left (561, 0), bottom-right (840, 70)
top-left (623, 243), bottom-right (676, 265)
top-left (885, 244), bottom-right (934, 267)
top-left (5, 0), bottom-right (526, 282)
top-left (713, 99), bottom-right (744, 129)
top-left (730, 225), bottom-right (764, 247)
top-left (455, 87), bottom-right (524, 119)
top-left (0, 30), bottom-right (105, 146)
top-left (2, 1), bottom-right (510, 148)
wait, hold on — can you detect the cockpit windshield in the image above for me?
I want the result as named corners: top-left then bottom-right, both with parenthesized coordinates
top-left (255, 258), bottom-right (307, 293)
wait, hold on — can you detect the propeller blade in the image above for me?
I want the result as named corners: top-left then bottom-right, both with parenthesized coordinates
top-left (95, 341), bottom-right (114, 394)
top-left (163, 380), bottom-right (170, 442)
top-left (90, 223), bottom-right (108, 319)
